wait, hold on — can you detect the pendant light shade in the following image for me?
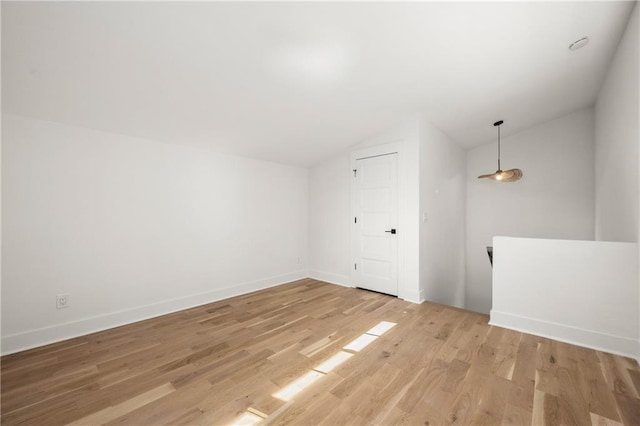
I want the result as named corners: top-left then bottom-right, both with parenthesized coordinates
top-left (477, 120), bottom-right (523, 182)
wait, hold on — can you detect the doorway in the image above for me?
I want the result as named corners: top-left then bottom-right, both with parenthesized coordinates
top-left (351, 153), bottom-right (399, 296)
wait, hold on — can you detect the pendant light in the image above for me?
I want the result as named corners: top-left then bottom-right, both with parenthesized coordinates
top-left (477, 120), bottom-right (523, 182)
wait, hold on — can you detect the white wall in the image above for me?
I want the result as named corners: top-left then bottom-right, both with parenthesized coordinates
top-left (308, 153), bottom-right (351, 285)
top-left (419, 118), bottom-right (466, 308)
top-left (466, 109), bottom-right (595, 314)
top-left (2, 114), bottom-right (309, 354)
top-left (592, 3), bottom-right (639, 359)
top-left (638, 6), bottom-right (640, 358)
top-left (594, 4), bottom-right (639, 244)
top-left (491, 236), bottom-right (639, 358)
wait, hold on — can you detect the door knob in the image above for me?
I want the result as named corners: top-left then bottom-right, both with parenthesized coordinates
top-left (385, 229), bottom-right (397, 234)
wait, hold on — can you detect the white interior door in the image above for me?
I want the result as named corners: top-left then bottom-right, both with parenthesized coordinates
top-left (351, 153), bottom-right (398, 296)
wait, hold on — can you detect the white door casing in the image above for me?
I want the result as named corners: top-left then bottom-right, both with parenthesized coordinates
top-left (351, 152), bottom-right (399, 296)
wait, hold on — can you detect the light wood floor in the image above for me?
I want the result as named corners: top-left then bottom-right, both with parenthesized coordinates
top-left (2, 279), bottom-right (640, 425)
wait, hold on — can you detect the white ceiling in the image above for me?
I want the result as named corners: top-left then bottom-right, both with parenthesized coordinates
top-left (2, 1), bottom-right (635, 167)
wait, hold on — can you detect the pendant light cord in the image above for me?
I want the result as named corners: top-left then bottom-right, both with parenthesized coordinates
top-left (497, 124), bottom-right (501, 170)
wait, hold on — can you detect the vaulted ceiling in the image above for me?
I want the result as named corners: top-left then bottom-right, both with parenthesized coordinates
top-left (2, 2), bottom-right (635, 167)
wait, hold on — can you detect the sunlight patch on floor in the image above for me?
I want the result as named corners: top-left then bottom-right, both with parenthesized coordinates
top-left (271, 320), bottom-right (398, 406)
top-left (343, 333), bottom-right (378, 352)
top-left (343, 320), bottom-right (397, 352)
top-left (273, 370), bottom-right (324, 402)
top-left (366, 321), bottom-right (396, 336)
top-left (228, 411), bottom-right (263, 426)
top-left (314, 351), bottom-right (353, 374)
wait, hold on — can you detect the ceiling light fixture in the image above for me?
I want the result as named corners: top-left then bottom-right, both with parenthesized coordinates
top-left (477, 120), bottom-right (523, 182)
top-left (569, 37), bottom-right (589, 51)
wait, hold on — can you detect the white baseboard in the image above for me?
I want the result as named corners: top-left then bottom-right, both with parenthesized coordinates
top-left (1, 271), bottom-right (308, 355)
top-left (400, 288), bottom-right (424, 304)
top-left (490, 310), bottom-right (640, 360)
top-left (308, 270), bottom-right (352, 288)
top-left (310, 271), bottom-right (425, 305)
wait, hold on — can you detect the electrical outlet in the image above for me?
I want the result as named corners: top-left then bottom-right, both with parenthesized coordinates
top-left (56, 294), bottom-right (70, 309)
top-left (297, 257), bottom-right (302, 264)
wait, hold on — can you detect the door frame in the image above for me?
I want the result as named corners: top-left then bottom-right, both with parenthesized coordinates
top-left (350, 142), bottom-right (400, 295)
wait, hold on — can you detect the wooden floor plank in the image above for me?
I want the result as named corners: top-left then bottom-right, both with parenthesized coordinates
top-left (2, 279), bottom-right (639, 425)
top-left (69, 382), bottom-right (176, 425)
